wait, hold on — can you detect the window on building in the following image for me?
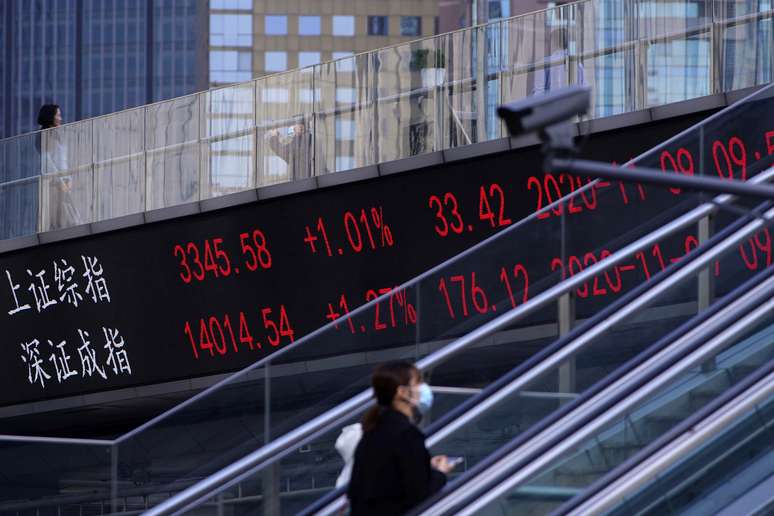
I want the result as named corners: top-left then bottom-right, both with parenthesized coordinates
top-left (299, 15), bottom-right (321, 35)
top-left (335, 119), bottom-right (356, 140)
top-left (265, 15), bottom-right (288, 35)
top-left (265, 51), bottom-right (287, 71)
top-left (368, 16), bottom-right (388, 36)
top-left (336, 87), bottom-right (356, 103)
top-left (488, 1), bottom-right (502, 19)
top-left (299, 51), bottom-right (321, 68)
top-left (335, 156), bottom-right (355, 171)
top-left (333, 51), bottom-right (355, 72)
top-left (336, 156), bottom-right (355, 172)
top-left (210, 50), bottom-right (252, 84)
top-left (333, 15), bottom-right (355, 36)
top-left (210, 14), bottom-right (253, 46)
top-left (300, 88), bottom-right (321, 103)
top-left (261, 88), bottom-right (289, 103)
top-left (400, 16), bottom-right (421, 37)
top-left (211, 0), bottom-right (252, 9)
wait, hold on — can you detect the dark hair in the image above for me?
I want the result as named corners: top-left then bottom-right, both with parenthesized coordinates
top-left (362, 361), bottom-right (420, 432)
top-left (37, 104), bottom-right (60, 129)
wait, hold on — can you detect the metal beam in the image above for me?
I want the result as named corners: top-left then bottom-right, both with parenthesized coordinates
top-left (551, 157), bottom-right (774, 200)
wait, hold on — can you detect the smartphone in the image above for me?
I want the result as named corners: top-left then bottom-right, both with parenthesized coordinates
top-left (447, 456), bottom-right (464, 467)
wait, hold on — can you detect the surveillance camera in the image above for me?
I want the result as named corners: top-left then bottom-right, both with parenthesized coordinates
top-left (497, 85), bottom-right (590, 137)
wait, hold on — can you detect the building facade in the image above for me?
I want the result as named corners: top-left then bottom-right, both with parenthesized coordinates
top-left (0, 0), bottom-right (209, 139)
top-left (208, 0), bottom-right (523, 85)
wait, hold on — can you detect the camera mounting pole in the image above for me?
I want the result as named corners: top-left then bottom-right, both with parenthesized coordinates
top-left (497, 85), bottom-right (774, 201)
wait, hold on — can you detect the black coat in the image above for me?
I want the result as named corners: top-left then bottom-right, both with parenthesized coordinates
top-left (347, 408), bottom-right (446, 515)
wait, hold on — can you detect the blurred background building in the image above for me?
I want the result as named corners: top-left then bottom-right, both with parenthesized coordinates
top-left (0, 0), bottom-right (209, 139)
top-left (4, 1), bottom-right (767, 139)
top-left (207, 0), bottom-right (534, 86)
top-left (0, 0), bottom-right (536, 139)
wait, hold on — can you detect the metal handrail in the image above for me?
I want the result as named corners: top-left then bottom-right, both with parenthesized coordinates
top-left (0, 434), bottom-right (112, 446)
top-left (555, 349), bottom-right (774, 515)
top-left (3, 3), bottom-right (773, 238)
top-left (564, 367), bottom-right (774, 515)
top-left (312, 199), bottom-right (774, 516)
top-left (553, 157), bottom-right (774, 200)
top-left (426, 267), bottom-right (774, 515)
top-left (144, 168), bottom-right (774, 515)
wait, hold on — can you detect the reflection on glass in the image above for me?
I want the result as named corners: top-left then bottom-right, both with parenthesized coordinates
top-left (145, 95), bottom-right (200, 209)
top-left (1, 1), bottom-right (773, 237)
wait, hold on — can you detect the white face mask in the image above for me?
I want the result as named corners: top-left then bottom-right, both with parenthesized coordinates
top-left (404, 382), bottom-right (434, 415)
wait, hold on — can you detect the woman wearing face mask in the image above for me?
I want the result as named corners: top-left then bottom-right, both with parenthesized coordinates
top-left (347, 361), bottom-right (455, 515)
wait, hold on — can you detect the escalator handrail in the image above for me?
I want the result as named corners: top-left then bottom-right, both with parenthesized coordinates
top-left (556, 362), bottom-right (774, 515)
top-left (144, 173), bottom-right (774, 516)
top-left (302, 201), bottom-right (774, 515)
top-left (419, 271), bottom-right (774, 515)
top-left (309, 202), bottom-right (774, 516)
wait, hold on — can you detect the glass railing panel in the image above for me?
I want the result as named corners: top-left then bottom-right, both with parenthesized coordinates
top-left (635, 0), bottom-right (713, 40)
top-left (0, 177), bottom-right (38, 240)
top-left (175, 390), bottom-right (477, 516)
top-left (645, 28), bottom-right (713, 107)
top-left (256, 69), bottom-right (317, 186)
top-left (93, 107), bottom-right (145, 220)
top-left (0, 132), bottom-right (41, 181)
top-left (0, 132), bottom-right (42, 238)
top-left (40, 120), bottom-right (94, 231)
top-left (606, 391), bottom-right (774, 516)
top-left (580, 31), bottom-right (632, 118)
top-left (2, 1), bottom-right (773, 240)
top-left (200, 82), bottom-right (257, 199)
top-left (436, 24), bottom-right (498, 150)
top-left (426, 215), bottom-right (773, 483)
top-left (491, 316), bottom-right (774, 516)
top-left (145, 94), bottom-right (201, 210)
top-left (575, 1), bottom-right (633, 117)
top-left (314, 52), bottom-right (376, 174)
top-left (0, 439), bottom-right (113, 514)
top-left (502, 1), bottom-right (594, 106)
top-left (374, 36), bottom-right (442, 163)
top-left (715, 0), bottom-right (774, 20)
top-left (501, 7), bottom-right (552, 104)
top-left (719, 10), bottom-right (773, 91)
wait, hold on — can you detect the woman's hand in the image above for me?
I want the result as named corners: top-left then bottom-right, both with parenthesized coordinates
top-left (431, 455), bottom-right (455, 474)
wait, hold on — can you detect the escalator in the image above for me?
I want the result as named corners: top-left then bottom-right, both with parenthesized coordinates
top-left (139, 90), bottom-right (774, 513)
top-left (2, 47), bottom-right (774, 516)
top-left (408, 277), bottom-right (773, 515)
top-left (566, 383), bottom-right (774, 516)
top-left (303, 199), bottom-right (774, 516)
